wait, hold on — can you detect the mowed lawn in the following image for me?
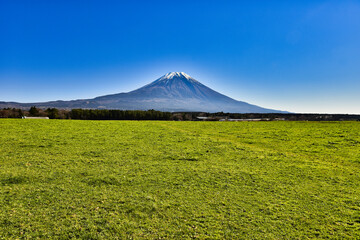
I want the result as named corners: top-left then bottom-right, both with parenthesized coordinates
top-left (0, 119), bottom-right (359, 239)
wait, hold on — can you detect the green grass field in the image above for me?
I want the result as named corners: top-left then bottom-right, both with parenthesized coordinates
top-left (0, 119), bottom-right (359, 239)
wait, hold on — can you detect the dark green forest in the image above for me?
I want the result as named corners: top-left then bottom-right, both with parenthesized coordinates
top-left (1, 107), bottom-right (359, 121)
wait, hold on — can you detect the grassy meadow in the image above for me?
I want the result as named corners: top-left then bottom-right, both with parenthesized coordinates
top-left (0, 119), bottom-right (359, 239)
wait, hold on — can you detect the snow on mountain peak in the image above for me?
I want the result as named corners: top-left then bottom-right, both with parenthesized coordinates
top-left (163, 72), bottom-right (192, 80)
top-left (144, 72), bottom-right (200, 87)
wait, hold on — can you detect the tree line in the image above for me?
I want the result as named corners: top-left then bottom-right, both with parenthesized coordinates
top-left (0, 107), bottom-right (171, 120)
top-left (1, 107), bottom-right (359, 121)
top-left (69, 109), bottom-right (171, 120)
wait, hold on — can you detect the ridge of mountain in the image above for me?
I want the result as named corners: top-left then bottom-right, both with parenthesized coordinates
top-left (0, 72), bottom-right (286, 113)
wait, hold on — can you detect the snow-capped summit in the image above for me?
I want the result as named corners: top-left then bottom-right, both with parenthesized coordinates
top-left (146, 72), bottom-right (199, 86)
top-left (156, 72), bottom-right (198, 84)
top-left (162, 72), bottom-right (192, 80)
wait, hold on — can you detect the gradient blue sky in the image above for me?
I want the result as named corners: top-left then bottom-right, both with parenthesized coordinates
top-left (1, 0), bottom-right (360, 113)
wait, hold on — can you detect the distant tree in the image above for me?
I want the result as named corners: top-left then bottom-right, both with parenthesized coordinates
top-left (29, 106), bottom-right (39, 116)
top-left (18, 109), bottom-right (24, 118)
top-left (46, 108), bottom-right (59, 119)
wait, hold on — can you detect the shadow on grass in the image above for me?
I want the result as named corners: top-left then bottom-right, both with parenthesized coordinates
top-left (0, 175), bottom-right (29, 185)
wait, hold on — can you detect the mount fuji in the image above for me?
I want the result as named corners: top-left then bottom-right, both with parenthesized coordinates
top-left (0, 72), bottom-right (285, 113)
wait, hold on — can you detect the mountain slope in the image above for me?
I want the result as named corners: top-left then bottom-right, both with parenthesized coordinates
top-left (0, 72), bottom-right (285, 113)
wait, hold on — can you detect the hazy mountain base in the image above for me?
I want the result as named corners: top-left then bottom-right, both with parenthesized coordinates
top-left (0, 120), bottom-right (359, 239)
top-left (0, 97), bottom-right (280, 113)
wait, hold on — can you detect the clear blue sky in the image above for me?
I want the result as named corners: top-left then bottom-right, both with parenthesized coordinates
top-left (1, 0), bottom-right (359, 113)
